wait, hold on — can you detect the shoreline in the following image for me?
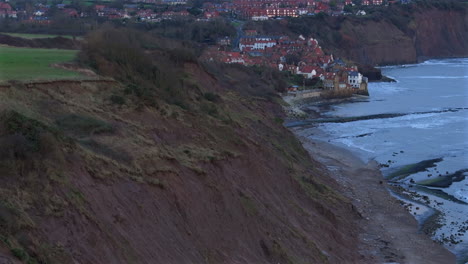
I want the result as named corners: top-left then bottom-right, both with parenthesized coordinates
top-left (292, 129), bottom-right (457, 263)
top-left (281, 57), bottom-right (468, 261)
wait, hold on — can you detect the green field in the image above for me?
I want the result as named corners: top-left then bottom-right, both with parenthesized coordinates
top-left (0, 46), bottom-right (80, 80)
top-left (0, 32), bottom-right (77, 39)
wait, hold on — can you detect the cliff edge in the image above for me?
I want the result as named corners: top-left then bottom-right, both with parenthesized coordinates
top-left (0, 29), bottom-right (362, 263)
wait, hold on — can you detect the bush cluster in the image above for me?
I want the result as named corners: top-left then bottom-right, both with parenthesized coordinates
top-left (79, 27), bottom-right (195, 108)
top-left (0, 111), bottom-right (58, 154)
top-left (55, 114), bottom-right (114, 137)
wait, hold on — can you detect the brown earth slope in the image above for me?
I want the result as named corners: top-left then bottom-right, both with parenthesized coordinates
top-left (0, 61), bottom-right (363, 263)
top-left (335, 7), bottom-right (468, 65)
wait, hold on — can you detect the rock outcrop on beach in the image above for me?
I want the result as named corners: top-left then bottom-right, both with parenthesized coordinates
top-left (0, 29), bottom-right (363, 263)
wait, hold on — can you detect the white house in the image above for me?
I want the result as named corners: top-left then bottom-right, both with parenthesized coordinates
top-left (239, 37), bottom-right (277, 51)
top-left (297, 9), bottom-right (308, 15)
top-left (253, 40), bottom-right (276, 50)
top-left (348, 71), bottom-right (363, 88)
top-left (223, 52), bottom-right (245, 64)
top-left (34, 10), bottom-right (45, 16)
top-left (251, 15), bottom-right (268, 21)
top-left (356, 10), bottom-right (366, 16)
top-left (162, 0), bottom-right (187, 5)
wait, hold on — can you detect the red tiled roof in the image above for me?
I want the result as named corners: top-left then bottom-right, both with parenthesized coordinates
top-left (299, 65), bottom-right (317, 73)
top-left (0, 3), bottom-right (12, 11)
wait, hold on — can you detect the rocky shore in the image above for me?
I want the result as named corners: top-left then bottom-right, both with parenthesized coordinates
top-left (292, 129), bottom-right (456, 263)
top-left (283, 93), bottom-right (457, 263)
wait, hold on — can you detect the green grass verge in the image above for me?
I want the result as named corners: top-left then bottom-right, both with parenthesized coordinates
top-left (0, 32), bottom-right (77, 39)
top-left (0, 46), bottom-right (79, 80)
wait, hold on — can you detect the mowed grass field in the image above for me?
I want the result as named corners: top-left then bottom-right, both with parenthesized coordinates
top-left (0, 46), bottom-right (80, 80)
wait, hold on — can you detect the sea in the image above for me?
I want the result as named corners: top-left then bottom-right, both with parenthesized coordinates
top-left (299, 58), bottom-right (468, 262)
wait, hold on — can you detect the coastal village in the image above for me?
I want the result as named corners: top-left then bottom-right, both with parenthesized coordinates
top-left (0, 0), bottom-right (409, 25)
top-left (0, 0), bottom-right (395, 97)
top-left (201, 31), bottom-right (369, 98)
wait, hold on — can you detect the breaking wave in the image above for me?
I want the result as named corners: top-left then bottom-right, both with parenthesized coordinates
top-left (399, 76), bottom-right (468, 79)
top-left (421, 58), bottom-right (468, 66)
top-left (379, 58), bottom-right (468, 69)
top-left (455, 189), bottom-right (468, 203)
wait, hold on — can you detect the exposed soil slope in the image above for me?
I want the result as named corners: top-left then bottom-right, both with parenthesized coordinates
top-left (0, 67), bottom-right (362, 263)
top-left (335, 8), bottom-right (468, 65)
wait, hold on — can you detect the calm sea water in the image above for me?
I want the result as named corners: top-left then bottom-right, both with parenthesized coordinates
top-left (303, 58), bottom-right (468, 261)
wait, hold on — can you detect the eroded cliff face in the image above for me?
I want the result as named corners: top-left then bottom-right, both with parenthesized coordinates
top-left (0, 64), bottom-right (362, 263)
top-left (338, 19), bottom-right (417, 65)
top-left (413, 9), bottom-right (468, 60)
top-left (327, 7), bottom-right (468, 65)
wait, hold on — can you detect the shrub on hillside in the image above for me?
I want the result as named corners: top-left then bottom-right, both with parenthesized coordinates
top-left (55, 114), bottom-right (114, 137)
top-left (79, 27), bottom-right (193, 108)
top-left (203, 92), bottom-right (219, 102)
top-left (0, 111), bottom-right (59, 153)
top-left (0, 110), bottom-right (65, 178)
top-left (202, 62), bottom-right (281, 98)
top-left (110, 94), bottom-right (126, 105)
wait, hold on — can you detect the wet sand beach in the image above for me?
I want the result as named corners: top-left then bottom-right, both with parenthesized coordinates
top-left (292, 128), bottom-right (456, 264)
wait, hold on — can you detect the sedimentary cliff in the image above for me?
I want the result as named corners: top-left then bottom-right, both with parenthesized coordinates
top-left (258, 4), bottom-right (468, 65)
top-left (0, 29), bottom-right (363, 263)
top-left (412, 8), bottom-right (468, 61)
top-left (335, 7), bottom-right (468, 65)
